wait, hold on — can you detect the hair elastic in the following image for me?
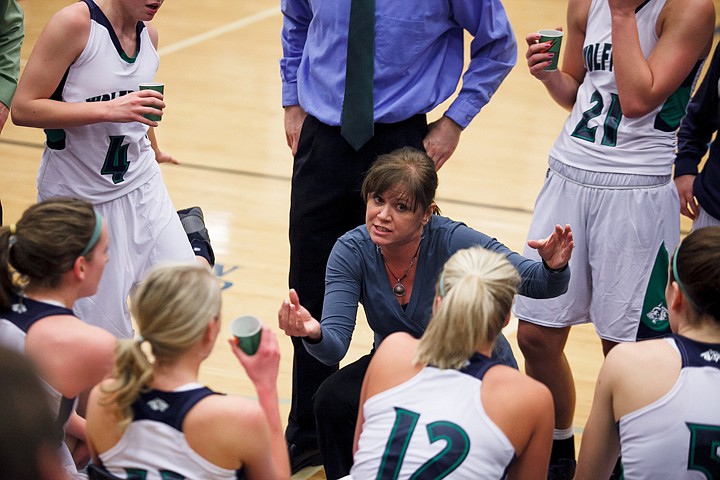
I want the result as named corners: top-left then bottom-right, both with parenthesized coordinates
top-left (439, 269), bottom-right (447, 298)
top-left (8, 224), bottom-right (17, 248)
top-left (136, 335), bottom-right (145, 344)
top-left (672, 239), bottom-right (700, 312)
top-left (80, 210), bottom-right (104, 256)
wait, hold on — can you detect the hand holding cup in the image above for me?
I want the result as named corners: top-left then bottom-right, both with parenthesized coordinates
top-left (229, 322), bottom-right (280, 389)
top-left (230, 315), bottom-right (263, 355)
top-left (138, 82), bottom-right (164, 122)
top-left (537, 29), bottom-right (564, 71)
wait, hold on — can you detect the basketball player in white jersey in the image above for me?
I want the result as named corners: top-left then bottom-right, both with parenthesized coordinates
top-left (514, 0), bottom-right (714, 476)
top-left (0, 198), bottom-right (117, 479)
top-left (85, 264), bottom-right (291, 480)
top-left (576, 226), bottom-right (720, 479)
top-left (11, 0), bottom-right (196, 338)
top-left (348, 247), bottom-right (553, 479)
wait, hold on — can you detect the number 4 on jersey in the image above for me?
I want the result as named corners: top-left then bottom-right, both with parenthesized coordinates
top-left (101, 135), bottom-right (130, 184)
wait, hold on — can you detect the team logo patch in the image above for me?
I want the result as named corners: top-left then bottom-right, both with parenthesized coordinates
top-left (638, 245), bottom-right (671, 338)
top-left (700, 349), bottom-right (720, 363)
top-left (645, 304), bottom-right (668, 326)
top-left (11, 303), bottom-right (27, 314)
top-left (147, 397), bottom-right (169, 412)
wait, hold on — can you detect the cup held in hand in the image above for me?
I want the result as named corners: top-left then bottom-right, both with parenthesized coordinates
top-left (231, 315), bottom-right (263, 355)
top-left (138, 82), bottom-right (164, 122)
top-left (538, 30), bottom-right (564, 71)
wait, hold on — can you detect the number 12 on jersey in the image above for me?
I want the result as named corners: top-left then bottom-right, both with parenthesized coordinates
top-left (376, 407), bottom-right (471, 480)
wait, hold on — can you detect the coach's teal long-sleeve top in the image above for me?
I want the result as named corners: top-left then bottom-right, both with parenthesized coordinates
top-left (305, 215), bottom-right (570, 366)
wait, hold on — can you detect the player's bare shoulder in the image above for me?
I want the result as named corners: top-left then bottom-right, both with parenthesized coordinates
top-left (658, 0), bottom-right (715, 55)
top-left (42, 1), bottom-right (92, 56)
top-left (482, 364), bottom-right (553, 413)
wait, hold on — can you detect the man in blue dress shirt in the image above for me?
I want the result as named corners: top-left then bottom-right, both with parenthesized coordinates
top-left (279, 0), bottom-right (517, 473)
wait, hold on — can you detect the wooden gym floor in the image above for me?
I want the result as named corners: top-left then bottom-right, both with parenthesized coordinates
top-left (1, 1), bottom-right (716, 478)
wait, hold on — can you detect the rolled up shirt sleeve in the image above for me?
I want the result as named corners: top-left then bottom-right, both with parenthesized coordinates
top-left (444, 0), bottom-right (517, 129)
top-left (0, 0), bottom-right (24, 109)
top-left (280, 0), bottom-right (311, 107)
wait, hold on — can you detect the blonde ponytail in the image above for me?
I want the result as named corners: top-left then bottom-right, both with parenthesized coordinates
top-left (415, 247), bottom-right (519, 369)
top-left (101, 263), bottom-right (221, 427)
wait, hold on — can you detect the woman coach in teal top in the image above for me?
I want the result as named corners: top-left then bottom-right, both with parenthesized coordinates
top-left (278, 147), bottom-right (574, 478)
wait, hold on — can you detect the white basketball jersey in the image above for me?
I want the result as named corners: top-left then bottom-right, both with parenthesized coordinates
top-left (99, 385), bottom-right (241, 480)
top-left (0, 297), bottom-right (85, 479)
top-left (351, 355), bottom-right (515, 479)
top-left (619, 335), bottom-right (720, 479)
top-left (37, 0), bottom-right (160, 203)
top-left (550, 0), bottom-right (700, 175)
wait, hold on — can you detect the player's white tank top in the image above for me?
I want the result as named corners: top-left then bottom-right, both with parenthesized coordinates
top-left (0, 297), bottom-right (85, 479)
top-left (98, 384), bottom-right (242, 480)
top-left (351, 354), bottom-right (515, 479)
top-left (618, 335), bottom-right (720, 479)
top-left (550, 0), bottom-right (700, 175)
top-left (37, 0), bottom-right (159, 203)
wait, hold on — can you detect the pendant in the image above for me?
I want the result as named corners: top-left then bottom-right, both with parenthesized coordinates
top-left (393, 282), bottom-right (406, 297)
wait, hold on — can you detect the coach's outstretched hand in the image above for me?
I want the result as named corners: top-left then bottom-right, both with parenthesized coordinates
top-left (529, 224), bottom-right (574, 271)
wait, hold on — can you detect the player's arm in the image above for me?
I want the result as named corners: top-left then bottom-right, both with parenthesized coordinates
top-left (504, 378), bottom-right (554, 479)
top-left (12, 4), bottom-right (163, 128)
top-left (148, 127), bottom-right (179, 164)
top-left (575, 352), bottom-right (623, 479)
top-left (25, 316), bottom-right (116, 399)
top-left (529, 0), bottom-right (588, 111)
top-left (85, 380), bottom-right (125, 462)
top-left (610, 0), bottom-right (714, 117)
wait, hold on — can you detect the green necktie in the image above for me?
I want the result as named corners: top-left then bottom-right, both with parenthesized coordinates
top-left (340, 0), bottom-right (375, 151)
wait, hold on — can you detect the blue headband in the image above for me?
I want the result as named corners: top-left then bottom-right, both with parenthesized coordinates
top-left (439, 269), bottom-right (446, 297)
top-left (672, 238), bottom-right (700, 312)
top-left (80, 210), bottom-right (103, 257)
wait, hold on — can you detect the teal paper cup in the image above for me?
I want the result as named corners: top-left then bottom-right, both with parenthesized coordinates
top-left (138, 82), bottom-right (164, 122)
top-left (231, 316), bottom-right (263, 355)
top-left (538, 30), bottom-right (564, 71)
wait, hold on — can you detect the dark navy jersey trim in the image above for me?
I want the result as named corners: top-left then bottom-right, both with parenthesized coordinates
top-left (459, 352), bottom-right (499, 380)
top-left (81, 0), bottom-right (145, 62)
top-left (1, 294), bottom-right (74, 333)
top-left (50, 67), bottom-right (70, 102)
top-left (132, 387), bottom-right (219, 432)
top-left (429, 353), bottom-right (497, 379)
top-left (635, 0), bottom-right (652, 13)
top-left (673, 334), bottom-right (720, 369)
top-left (429, 352), bottom-right (502, 380)
top-left (45, 67), bottom-right (71, 150)
top-left (55, 396), bottom-right (76, 443)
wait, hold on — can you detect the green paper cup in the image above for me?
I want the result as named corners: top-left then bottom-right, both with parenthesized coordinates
top-left (538, 30), bottom-right (563, 71)
top-left (138, 82), bottom-right (164, 122)
top-left (231, 316), bottom-right (263, 355)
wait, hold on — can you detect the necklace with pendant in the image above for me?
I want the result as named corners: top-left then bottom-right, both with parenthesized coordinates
top-left (381, 240), bottom-right (422, 297)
